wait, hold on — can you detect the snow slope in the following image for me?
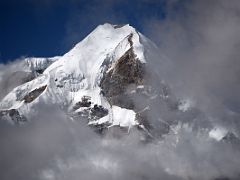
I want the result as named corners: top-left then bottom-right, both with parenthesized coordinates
top-left (0, 23), bottom-right (158, 128)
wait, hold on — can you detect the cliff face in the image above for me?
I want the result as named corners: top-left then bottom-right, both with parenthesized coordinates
top-left (100, 47), bottom-right (145, 108)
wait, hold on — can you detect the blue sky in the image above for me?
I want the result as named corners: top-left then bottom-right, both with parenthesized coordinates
top-left (0, 0), bottom-right (168, 63)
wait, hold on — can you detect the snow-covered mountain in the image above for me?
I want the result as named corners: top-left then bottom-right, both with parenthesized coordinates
top-left (0, 23), bottom-right (238, 141)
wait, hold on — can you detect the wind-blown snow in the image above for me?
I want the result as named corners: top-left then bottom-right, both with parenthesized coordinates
top-left (26, 56), bottom-right (60, 72)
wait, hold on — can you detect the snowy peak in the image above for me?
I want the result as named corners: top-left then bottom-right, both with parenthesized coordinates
top-left (44, 23), bottom-right (145, 81)
top-left (0, 23), bottom-right (148, 107)
top-left (0, 23), bottom-right (176, 137)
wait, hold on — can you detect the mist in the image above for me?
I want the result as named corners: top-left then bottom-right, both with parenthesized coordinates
top-left (1, 0), bottom-right (240, 180)
top-left (146, 0), bottom-right (240, 112)
top-left (0, 58), bottom-right (32, 100)
top-left (0, 100), bottom-right (240, 180)
top-left (144, 0), bottom-right (240, 135)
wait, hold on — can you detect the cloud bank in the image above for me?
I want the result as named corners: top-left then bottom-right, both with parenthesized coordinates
top-left (1, 0), bottom-right (240, 180)
top-left (0, 102), bottom-right (240, 180)
top-left (145, 0), bottom-right (240, 133)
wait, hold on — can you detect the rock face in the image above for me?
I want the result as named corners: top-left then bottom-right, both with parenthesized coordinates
top-left (23, 85), bottom-right (47, 103)
top-left (101, 48), bottom-right (144, 96)
top-left (73, 96), bottom-right (92, 110)
top-left (0, 109), bottom-right (27, 124)
top-left (100, 46), bottom-right (145, 109)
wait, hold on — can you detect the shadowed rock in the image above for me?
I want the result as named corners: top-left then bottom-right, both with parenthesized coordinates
top-left (0, 109), bottom-right (27, 124)
top-left (113, 24), bottom-right (127, 29)
top-left (23, 85), bottom-right (47, 103)
top-left (100, 47), bottom-right (145, 107)
top-left (73, 96), bottom-right (92, 110)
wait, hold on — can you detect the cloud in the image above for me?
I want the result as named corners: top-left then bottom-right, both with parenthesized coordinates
top-left (143, 0), bottom-right (240, 130)
top-left (39, 125), bottom-right (240, 180)
top-left (0, 101), bottom-right (239, 180)
top-left (0, 58), bottom-right (33, 100)
top-left (1, 0), bottom-right (240, 180)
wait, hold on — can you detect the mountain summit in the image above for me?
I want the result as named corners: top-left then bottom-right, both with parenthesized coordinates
top-left (0, 23), bottom-right (196, 138)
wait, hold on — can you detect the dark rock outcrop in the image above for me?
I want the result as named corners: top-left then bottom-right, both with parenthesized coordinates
top-left (90, 104), bottom-right (108, 120)
top-left (113, 24), bottom-right (127, 29)
top-left (73, 96), bottom-right (92, 110)
top-left (0, 109), bottom-right (27, 124)
top-left (23, 85), bottom-right (47, 103)
top-left (100, 48), bottom-right (144, 98)
top-left (100, 46), bottom-right (145, 111)
top-left (35, 69), bottom-right (44, 74)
